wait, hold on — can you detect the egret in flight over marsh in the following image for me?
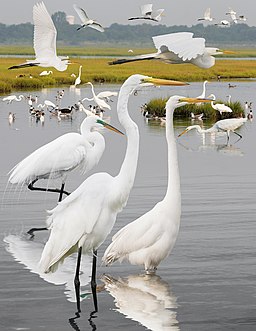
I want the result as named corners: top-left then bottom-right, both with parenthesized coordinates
top-left (73, 4), bottom-right (104, 32)
top-left (178, 117), bottom-right (247, 143)
top-left (8, 2), bottom-right (72, 71)
top-left (197, 8), bottom-right (214, 22)
top-left (103, 95), bottom-right (211, 274)
top-left (128, 4), bottom-right (164, 22)
top-left (38, 75), bottom-right (187, 313)
top-left (109, 32), bottom-right (233, 69)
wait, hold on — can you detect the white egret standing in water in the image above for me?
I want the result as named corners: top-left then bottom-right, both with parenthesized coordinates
top-left (38, 75), bottom-right (187, 313)
top-left (103, 96), bottom-right (211, 273)
top-left (109, 32), bottom-right (233, 69)
top-left (208, 94), bottom-right (233, 115)
top-left (8, 2), bottom-right (71, 71)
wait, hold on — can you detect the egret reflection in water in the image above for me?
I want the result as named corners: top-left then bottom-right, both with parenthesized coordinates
top-left (101, 273), bottom-right (179, 331)
top-left (4, 234), bottom-right (91, 303)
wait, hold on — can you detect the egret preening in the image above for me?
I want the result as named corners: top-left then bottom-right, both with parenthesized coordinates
top-left (128, 4), bottom-right (164, 22)
top-left (198, 8), bottom-right (214, 22)
top-left (178, 118), bottom-right (247, 143)
top-left (2, 95), bottom-right (24, 104)
top-left (208, 94), bottom-right (233, 115)
top-left (109, 32), bottom-right (232, 69)
top-left (74, 65), bottom-right (83, 87)
top-left (73, 4), bottom-right (104, 32)
top-left (9, 116), bottom-right (123, 237)
top-left (38, 75), bottom-right (187, 313)
top-left (8, 2), bottom-right (72, 71)
top-left (103, 96), bottom-right (211, 274)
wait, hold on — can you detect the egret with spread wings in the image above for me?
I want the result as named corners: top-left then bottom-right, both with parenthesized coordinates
top-left (73, 4), bottom-right (104, 32)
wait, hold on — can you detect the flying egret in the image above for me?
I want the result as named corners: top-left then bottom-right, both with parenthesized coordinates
top-left (103, 95), bottom-right (211, 274)
top-left (2, 94), bottom-right (24, 104)
top-left (74, 65), bottom-right (83, 87)
top-left (208, 94), bottom-right (233, 115)
top-left (8, 2), bottom-right (72, 71)
top-left (39, 70), bottom-right (53, 76)
top-left (198, 8), bottom-right (214, 22)
top-left (38, 75), bottom-right (187, 313)
top-left (73, 4), bottom-right (104, 32)
top-left (9, 115), bottom-right (123, 238)
top-left (178, 117), bottom-right (247, 142)
top-left (109, 32), bottom-right (233, 69)
top-left (128, 4), bottom-right (164, 22)
top-left (215, 20), bottom-right (231, 27)
top-left (82, 82), bottom-right (112, 111)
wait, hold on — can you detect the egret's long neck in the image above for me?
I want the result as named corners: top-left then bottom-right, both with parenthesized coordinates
top-left (164, 107), bottom-right (180, 205)
top-left (116, 84), bottom-right (139, 194)
top-left (202, 81), bottom-right (207, 97)
top-left (90, 83), bottom-right (96, 98)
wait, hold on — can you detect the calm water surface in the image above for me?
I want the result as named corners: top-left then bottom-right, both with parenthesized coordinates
top-left (0, 81), bottom-right (255, 330)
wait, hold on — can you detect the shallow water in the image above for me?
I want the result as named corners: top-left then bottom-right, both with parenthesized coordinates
top-left (0, 81), bottom-right (255, 330)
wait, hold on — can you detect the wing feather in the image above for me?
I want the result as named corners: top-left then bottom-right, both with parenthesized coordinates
top-left (73, 4), bottom-right (89, 23)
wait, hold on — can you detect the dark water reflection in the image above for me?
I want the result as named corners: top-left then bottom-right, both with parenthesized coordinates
top-left (0, 82), bottom-right (256, 330)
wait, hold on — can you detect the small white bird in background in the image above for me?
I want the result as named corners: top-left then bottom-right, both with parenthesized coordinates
top-left (2, 94), bottom-right (24, 104)
top-left (8, 2), bottom-right (72, 71)
top-left (208, 94), bottom-right (233, 115)
top-left (129, 4), bottom-right (164, 22)
top-left (178, 118), bottom-right (247, 143)
top-left (103, 96), bottom-right (211, 274)
top-left (38, 75), bottom-right (187, 313)
top-left (82, 82), bottom-right (112, 111)
top-left (215, 20), bottom-right (231, 27)
top-left (109, 32), bottom-right (233, 69)
top-left (238, 15), bottom-right (247, 22)
top-left (39, 70), bottom-right (53, 76)
top-left (74, 65), bottom-right (83, 87)
top-left (73, 4), bottom-right (104, 32)
top-left (198, 8), bottom-right (214, 22)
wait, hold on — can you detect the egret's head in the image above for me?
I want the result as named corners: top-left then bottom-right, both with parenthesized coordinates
top-left (206, 48), bottom-right (235, 56)
top-left (207, 93), bottom-right (216, 100)
top-left (166, 96), bottom-right (212, 110)
top-left (178, 125), bottom-right (202, 137)
top-left (85, 116), bottom-right (124, 135)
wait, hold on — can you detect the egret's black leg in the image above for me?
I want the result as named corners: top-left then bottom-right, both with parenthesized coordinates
top-left (91, 249), bottom-right (98, 312)
top-left (28, 179), bottom-right (70, 196)
top-left (75, 246), bottom-right (83, 313)
top-left (58, 183), bottom-right (66, 202)
top-left (233, 131), bottom-right (242, 139)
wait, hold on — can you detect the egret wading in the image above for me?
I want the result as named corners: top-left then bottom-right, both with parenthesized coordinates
top-left (103, 96), bottom-right (211, 273)
top-left (38, 75), bottom-right (187, 313)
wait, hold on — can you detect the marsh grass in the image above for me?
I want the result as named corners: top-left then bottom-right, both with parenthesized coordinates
top-left (146, 98), bottom-right (245, 120)
top-left (0, 56), bottom-right (256, 94)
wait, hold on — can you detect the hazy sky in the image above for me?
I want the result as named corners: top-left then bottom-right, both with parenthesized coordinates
top-left (0, 0), bottom-right (254, 27)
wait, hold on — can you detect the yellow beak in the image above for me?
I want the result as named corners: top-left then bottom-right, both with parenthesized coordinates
top-left (103, 122), bottom-right (124, 135)
top-left (178, 129), bottom-right (188, 137)
top-left (142, 77), bottom-right (189, 86)
top-left (221, 50), bottom-right (236, 54)
top-left (179, 97), bottom-right (212, 103)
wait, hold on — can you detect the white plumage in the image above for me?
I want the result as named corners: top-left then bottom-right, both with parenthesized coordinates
top-left (208, 94), bottom-right (233, 115)
top-left (73, 4), bottom-right (104, 32)
top-left (198, 8), bottom-right (214, 22)
top-left (129, 4), bottom-right (164, 22)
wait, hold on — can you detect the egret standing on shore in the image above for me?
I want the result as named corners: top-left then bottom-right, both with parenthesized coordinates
top-left (103, 96), bottom-right (211, 273)
top-left (9, 2), bottom-right (71, 71)
top-left (38, 75), bottom-right (187, 313)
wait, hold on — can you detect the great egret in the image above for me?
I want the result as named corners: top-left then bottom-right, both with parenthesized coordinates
top-left (208, 94), bottom-right (233, 115)
top-left (74, 65), bottom-right (83, 87)
top-left (191, 112), bottom-right (204, 120)
top-left (8, 2), bottom-right (71, 71)
top-left (39, 70), bottom-right (53, 76)
top-left (197, 80), bottom-right (208, 98)
top-left (109, 32), bottom-right (232, 69)
top-left (178, 117), bottom-right (247, 142)
top-left (198, 8), bottom-right (214, 22)
top-left (2, 94), bottom-right (24, 104)
top-left (9, 115), bottom-right (123, 225)
top-left (82, 82), bottom-right (112, 111)
top-left (96, 91), bottom-right (118, 103)
top-left (73, 4), bottom-right (104, 32)
top-left (128, 4), bottom-right (164, 22)
top-left (38, 75), bottom-right (187, 313)
top-left (215, 20), bottom-right (231, 27)
top-left (103, 95), bottom-right (211, 273)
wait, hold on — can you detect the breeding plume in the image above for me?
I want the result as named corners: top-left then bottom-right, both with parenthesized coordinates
top-left (8, 2), bottom-right (71, 71)
top-left (103, 96), bottom-right (211, 273)
top-left (109, 32), bottom-right (232, 69)
top-left (38, 75), bottom-right (187, 313)
top-left (128, 4), bottom-right (164, 22)
top-left (178, 117), bottom-right (247, 143)
top-left (73, 4), bottom-right (104, 32)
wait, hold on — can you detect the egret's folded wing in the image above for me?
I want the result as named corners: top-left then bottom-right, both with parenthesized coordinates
top-left (33, 2), bottom-right (57, 60)
top-left (153, 32), bottom-right (205, 61)
top-left (141, 4), bottom-right (153, 16)
top-left (73, 4), bottom-right (89, 23)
